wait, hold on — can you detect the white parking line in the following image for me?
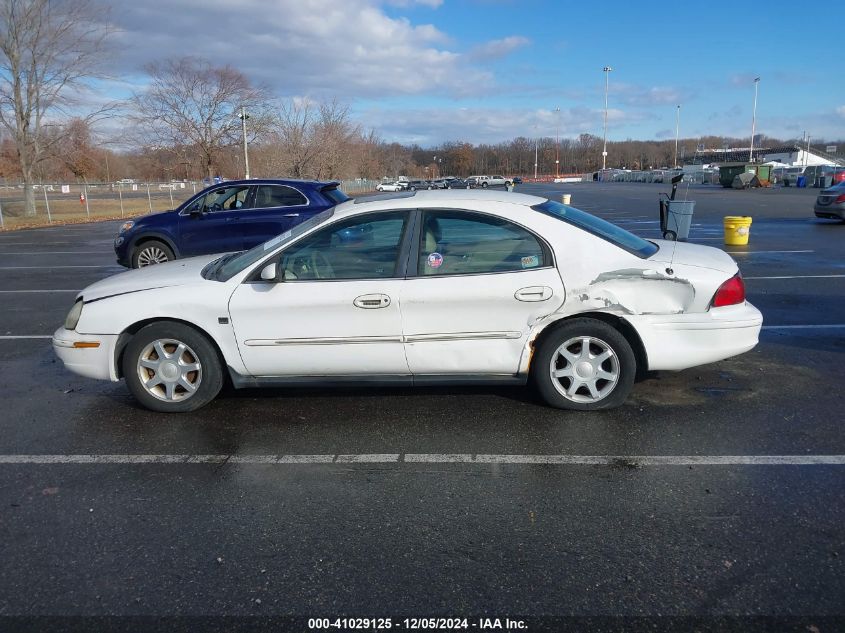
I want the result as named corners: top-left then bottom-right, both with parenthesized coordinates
top-left (0, 289), bottom-right (78, 293)
top-left (0, 265), bottom-right (120, 269)
top-left (0, 251), bottom-right (107, 255)
top-left (0, 454), bottom-right (842, 465)
top-left (745, 275), bottom-right (845, 280)
top-left (762, 324), bottom-right (845, 330)
top-left (0, 335), bottom-right (53, 339)
top-left (726, 250), bottom-right (814, 255)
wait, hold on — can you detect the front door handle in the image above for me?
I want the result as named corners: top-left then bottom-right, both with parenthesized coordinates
top-left (353, 293), bottom-right (391, 309)
top-left (515, 286), bottom-right (553, 302)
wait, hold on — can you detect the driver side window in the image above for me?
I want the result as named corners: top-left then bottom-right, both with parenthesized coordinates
top-left (279, 212), bottom-right (407, 281)
top-left (197, 186), bottom-right (250, 213)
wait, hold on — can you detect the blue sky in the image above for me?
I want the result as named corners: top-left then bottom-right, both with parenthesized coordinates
top-left (102, 0), bottom-right (844, 147)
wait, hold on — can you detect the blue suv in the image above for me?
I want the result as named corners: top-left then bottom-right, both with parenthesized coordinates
top-left (114, 179), bottom-right (349, 267)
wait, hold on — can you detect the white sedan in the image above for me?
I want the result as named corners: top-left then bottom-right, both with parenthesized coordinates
top-left (53, 190), bottom-right (762, 413)
top-left (376, 181), bottom-right (404, 192)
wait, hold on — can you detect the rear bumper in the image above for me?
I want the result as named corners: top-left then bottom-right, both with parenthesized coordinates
top-left (814, 204), bottom-right (844, 219)
top-left (52, 327), bottom-right (120, 381)
top-left (627, 302), bottom-right (763, 371)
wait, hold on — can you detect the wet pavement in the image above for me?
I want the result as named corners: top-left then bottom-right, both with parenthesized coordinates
top-left (0, 182), bottom-right (843, 628)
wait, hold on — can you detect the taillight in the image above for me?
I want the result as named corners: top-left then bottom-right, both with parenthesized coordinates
top-left (711, 273), bottom-right (745, 308)
top-left (835, 194), bottom-right (845, 203)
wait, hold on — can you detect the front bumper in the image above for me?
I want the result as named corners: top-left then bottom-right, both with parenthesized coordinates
top-left (52, 327), bottom-right (120, 381)
top-left (627, 302), bottom-right (763, 371)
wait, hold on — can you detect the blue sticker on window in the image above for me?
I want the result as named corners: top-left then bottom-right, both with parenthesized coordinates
top-left (427, 252), bottom-right (444, 269)
top-left (521, 255), bottom-right (539, 268)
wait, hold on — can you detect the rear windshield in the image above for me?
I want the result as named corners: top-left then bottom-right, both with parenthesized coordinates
top-left (532, 199), bottom-right (658, 258)
top-left (323, 186), bottom-right (351, 204)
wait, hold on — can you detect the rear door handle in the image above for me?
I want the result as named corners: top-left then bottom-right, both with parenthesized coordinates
top-left (514, 286), bottom-right (553, 302)
top-left (353, 293), bottom-right (391, 309)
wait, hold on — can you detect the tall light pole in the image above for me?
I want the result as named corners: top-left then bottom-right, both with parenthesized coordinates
top-left (674, 105), bottom-right (681, 168)
top-left (554, 107), bottom-right (561, 178)
top-left (749, 77), bottom-right (760, 163)
top-left (602, 66), bottom-right (612, 171)
top-left (238, 106), bottom-right (251, 179)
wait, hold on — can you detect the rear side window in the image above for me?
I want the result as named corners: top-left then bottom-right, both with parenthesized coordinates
top-left (253, 185), bottom-right (308, 208)
top-left (417, 211), bottom-right (546, 276)
top-left (533, 199), bottom-right (658, 258)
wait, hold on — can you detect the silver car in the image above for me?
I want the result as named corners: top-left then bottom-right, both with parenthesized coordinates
top-left (814, 181), bottom-right (845, 220)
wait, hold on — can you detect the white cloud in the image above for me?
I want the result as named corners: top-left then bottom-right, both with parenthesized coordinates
top-left (106, 0), bottom-right (499, 100)
top-left (383, 0), bottom-right (444, 7)
top-left (358, 105), bottom-right (648, 145)
top-left (469, 36), bottom-right (530, 61)
top-left (836, 105), bottom-right (845, 118)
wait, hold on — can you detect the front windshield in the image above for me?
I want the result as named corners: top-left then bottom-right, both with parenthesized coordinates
top-left (209, 208), bottom-right (335, 282)
top-left (532, 199), bottom-right (658, 258)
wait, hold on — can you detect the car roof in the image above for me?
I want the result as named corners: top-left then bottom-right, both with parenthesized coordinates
top-left (214, 178), bottom-right (340, 189)
top-left (335, 189), bottom-right (547, 219)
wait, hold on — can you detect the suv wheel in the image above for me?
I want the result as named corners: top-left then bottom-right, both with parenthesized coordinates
top-left (132, 240), bottom-right (174, 268)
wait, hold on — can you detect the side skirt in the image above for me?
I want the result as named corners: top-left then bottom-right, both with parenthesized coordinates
top-left (227, 368), bottom-right (527, 389)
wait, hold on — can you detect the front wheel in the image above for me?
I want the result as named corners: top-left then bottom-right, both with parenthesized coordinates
top-left (122, 322), bottom-right (223, 412)
top-left (481, 182), bottom-right (488, 188)
top-left (132, 240), bottom-right (174, 268)
top-left (663, 230), bottom-right (677, 241)
top-left (532, 318), bottom-right (636, 411)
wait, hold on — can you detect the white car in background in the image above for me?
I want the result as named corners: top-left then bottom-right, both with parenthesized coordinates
top-left (53, 190), bottom-right (762, 413)
top-left (376, 181), bottom-right (404, 192)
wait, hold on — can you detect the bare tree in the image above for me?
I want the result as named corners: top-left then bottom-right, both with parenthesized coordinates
top-left (0, 0), bottom-right (110, 216)
top-left (312, 99), bottom-right (360, 180)
top-left (131, 57), bottom-right (270, 181)
top-left (272, 99), bottom-right (319, 178)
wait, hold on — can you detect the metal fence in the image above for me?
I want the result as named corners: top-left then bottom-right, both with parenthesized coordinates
top-left (0, 179), bottom-right (392, 230)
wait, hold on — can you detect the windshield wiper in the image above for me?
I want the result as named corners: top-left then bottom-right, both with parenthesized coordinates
top-left (211, 251), bottom-right (243, 281)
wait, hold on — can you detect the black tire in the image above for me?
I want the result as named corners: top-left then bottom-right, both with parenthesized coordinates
top-left (663, 230), bottom-right (677, 241)
top-left (122, 322), bottom-right (223, 413)
top-left (132, 240), bottom-right (174, 268)
top-left (481, 182), bottom-right (488, 188)
top-left (532, 318), bottom-right (636, 411)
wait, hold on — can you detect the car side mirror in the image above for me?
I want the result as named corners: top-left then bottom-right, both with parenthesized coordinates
top-left (189, 207), bottom-right (203, 218)
top-left (260, 263), bottom-right (278, 282)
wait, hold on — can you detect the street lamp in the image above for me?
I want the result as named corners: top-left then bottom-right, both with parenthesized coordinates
top-left (602, 66), bottom-right (612, 171)
top-left (674, 105), bottom-right (681, 168)
top-left (555, 107), bottom-right (561, 178)
top-left (238, 106), bottom-right (251, 179)
top-left (749, 77), bottom-right (760, 163)
top-left (534, 125), bottom-right (539, 179)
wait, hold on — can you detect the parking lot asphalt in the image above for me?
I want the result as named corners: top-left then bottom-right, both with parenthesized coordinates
top-left (0, 182), bottom-right (843, 628)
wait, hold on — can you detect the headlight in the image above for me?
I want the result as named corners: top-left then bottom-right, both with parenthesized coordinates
top-left (64, 300), bottom-right (83, 330)
top-left (119, 220), bottom-right (135, 234)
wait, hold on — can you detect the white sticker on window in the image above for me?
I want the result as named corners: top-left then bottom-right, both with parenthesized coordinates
top-left (521, 255), bottom-right (539, 269)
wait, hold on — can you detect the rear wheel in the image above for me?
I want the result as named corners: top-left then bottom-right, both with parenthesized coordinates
top-left (663, 230), bottom-right (677, 241)
top-left (123, 322), bottom-right (223, 413)
top-left (532, 318), bottom-right (636, 411)
top-left (132, 240), bottom-right (174, 268)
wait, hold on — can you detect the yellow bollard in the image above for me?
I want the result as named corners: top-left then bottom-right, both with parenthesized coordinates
top-left (723, 216), bottom-right (752, 245)
top-left (562, 193), bottom-right (572, 205)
